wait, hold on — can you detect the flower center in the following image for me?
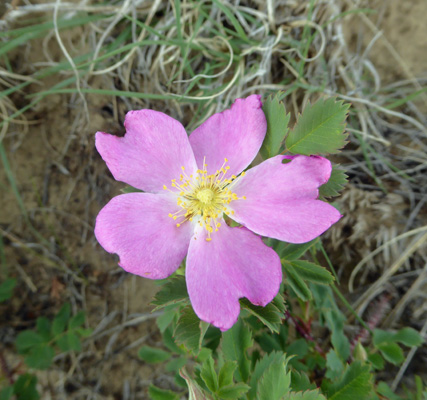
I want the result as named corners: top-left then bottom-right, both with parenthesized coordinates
top-left (163, 158), bottom-right (246, 241)
top-left (196, 188), bottom-right (215, 204)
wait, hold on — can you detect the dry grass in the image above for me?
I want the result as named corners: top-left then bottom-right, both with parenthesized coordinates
top-left (0, 0), bottom-right (426, 398)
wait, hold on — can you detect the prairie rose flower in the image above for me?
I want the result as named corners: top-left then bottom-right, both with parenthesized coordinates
top-left (95, 95), bottom-right (341, 331)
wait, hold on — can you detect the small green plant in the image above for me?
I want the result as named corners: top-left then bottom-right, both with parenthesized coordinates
top-left (0, 303), bottom-right (91, 400)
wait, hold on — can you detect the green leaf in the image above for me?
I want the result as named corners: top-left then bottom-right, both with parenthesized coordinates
top-left (325, 350), bottom-right (344, 380)
top-left (151, 276), bottom-right (189, 311)
top-left (287, 261), bottom-right (334, 285)
top-left (25, 344), bottom-right (55, 369)
top-left (218, 361), bottom-right (237, 388)
top-left (284, 390), bottom-right (327, 400)
top-left (156, 306), bottom-right (177, 333)
top-left (200, 357), bottom-right (218, 392)
top-left (16, 331), bottom-right (44, 353)
top-left (376, 382), bottom-right (403, 400)
top-left (257, 356), bottom-right (291, 400)
top-left (75, 327), bottom-right (92, 337)
top-left (222, 319), bottom-right (253, 382)
top-left (0, 386), bottom-right (13, 400)
top-left (279, 240), bottom-right (317, 261)
top-left (286, 98), bottom-right (350, 155)
top-left (290, 371), bottom-right (316, 392)
top-left (121, 185), bottom-right (143, 194)
top-left (56, 332), bottom-right (81, 352)
top-left (174, 306), bottom-right (209, 353)
top-left (163, 325), bottom-right (185, 355)
top-left (52, 303), bottom-right (71, 336)
top-left (138, 346), bottom-right (171, 364)
top-left (394, 327), bottom-right (424, 347)
top-left (180, 368), bottom-right (214, 400)
top-left (165, 356), bottom-right (187, 373)
top-left (319, 166), bottom-right (348, 198)
top-left (36, 317), bottom-right (51, 341)
top-left (148, 385), bottom-right (180, 400)
top-left (240, 297), bottom-right (283, 333)
top-left (367, 353), bottom-right (384, 370)
top-left (372, 329), bottom-right (395, 346)
top-left (69, 311), bottom-right (85, 329)
top-left (13, 374), bottom-right (39, 400)
top-left (217, 383), bottom-right (251, 399)
top-left (284, 264), bottom-right (312, 301)
top-left (249, 352), bottom-right (288, 400)
top-left (323, 362), bottom-right (374, 400)
top-left (260, 94), bottom-right (291, 159)
top-left (377, 342), bottom-right (404, 365)
top-left (0, 278), bottom-right (16, 302)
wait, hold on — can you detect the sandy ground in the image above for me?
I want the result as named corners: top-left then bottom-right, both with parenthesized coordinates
top-left (1, 0), bottom-right (426, 398)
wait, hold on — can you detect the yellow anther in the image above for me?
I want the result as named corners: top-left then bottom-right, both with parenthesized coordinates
top-left (162, 156), bottom-right (244, 241)
top-left (163, 185), bottom-right (167, 190)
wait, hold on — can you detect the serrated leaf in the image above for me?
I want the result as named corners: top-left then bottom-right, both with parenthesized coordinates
top-left (279, 240), bottom-right (317, 261)
top-left (16, 331), bottom-right (45, 353)
top-left (249, 352), bottom-right (288, 400)
top-left (284, 390), bottom-right (327, 400)
top-left (13, 374), bottom-right (39, 400)
top-left (240, 297), bottom-right (282, 333)
top-left (174, 306), bottom-right (209, 353)
top-left (36, 317), bottom-right (51, 341)
top-left (151, 276), bottom-right (189, 311)
top-left (257, 357), bottom-right (291, 400)
top-left (156, 305), bottom-right (177, 333)
top-left (290, 371), bottom-right (316, 392)
top-left (377, 342), bottom-right (404, 365)
top-left (260, 94), bottom-right (291, 159)
top-left (180, 368), bottom-right (214, 400)
top-left (148, 385), bottom-right (180, 400)
top-left (325, 350), bottom-right (344, 380)
top-left (286, 98), bottom-right (350, 155)
top-left (56, 332), bottom-right (81, 352)
top-left (319, 166), bottom-right (348, 198)
top-left (287, 261), bottom-right (334, 285)
top-left (200, 357), bottom-right (218, 392)
top-left (69, 311), bottom-right (85, 329)
top-left (52, 303), bottom-right (71, 336)
top-left (218, 361), bottom-right (237, 388)
top-left (222, 319), bottom-right (253, 382)
top-left (138, 346), bottom-right (171, 363)
top-left (0, 278), bottom-right (16, 302)
top-left (284, 264), bottom-right (312, 301)
top-left (25, 344), bottom-right (55, 369)
top-left (323, 362), bottom-right (374, 400)
top-left (217, 383), bottom-right (250, 399)
top-left (394, 327), bottom-right (424, 347)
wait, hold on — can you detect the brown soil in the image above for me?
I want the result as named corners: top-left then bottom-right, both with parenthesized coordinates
top-left (1, 0), bottom-right (426, 398)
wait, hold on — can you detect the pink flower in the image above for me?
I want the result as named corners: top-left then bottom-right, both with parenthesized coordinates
top-left (95, 95), bottom-right (341, 331)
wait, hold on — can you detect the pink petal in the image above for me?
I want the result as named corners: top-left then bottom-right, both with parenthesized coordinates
top-left (189, 95), bottom-right (266, 177)
top-left (229, 155), bottom-right (342, 243)
top-left (96, 110), bottom-right (197, 192)
top-left (186, 223), bottom-right (282, 331)
top-left (95, 193), bottom-right (193, 279)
